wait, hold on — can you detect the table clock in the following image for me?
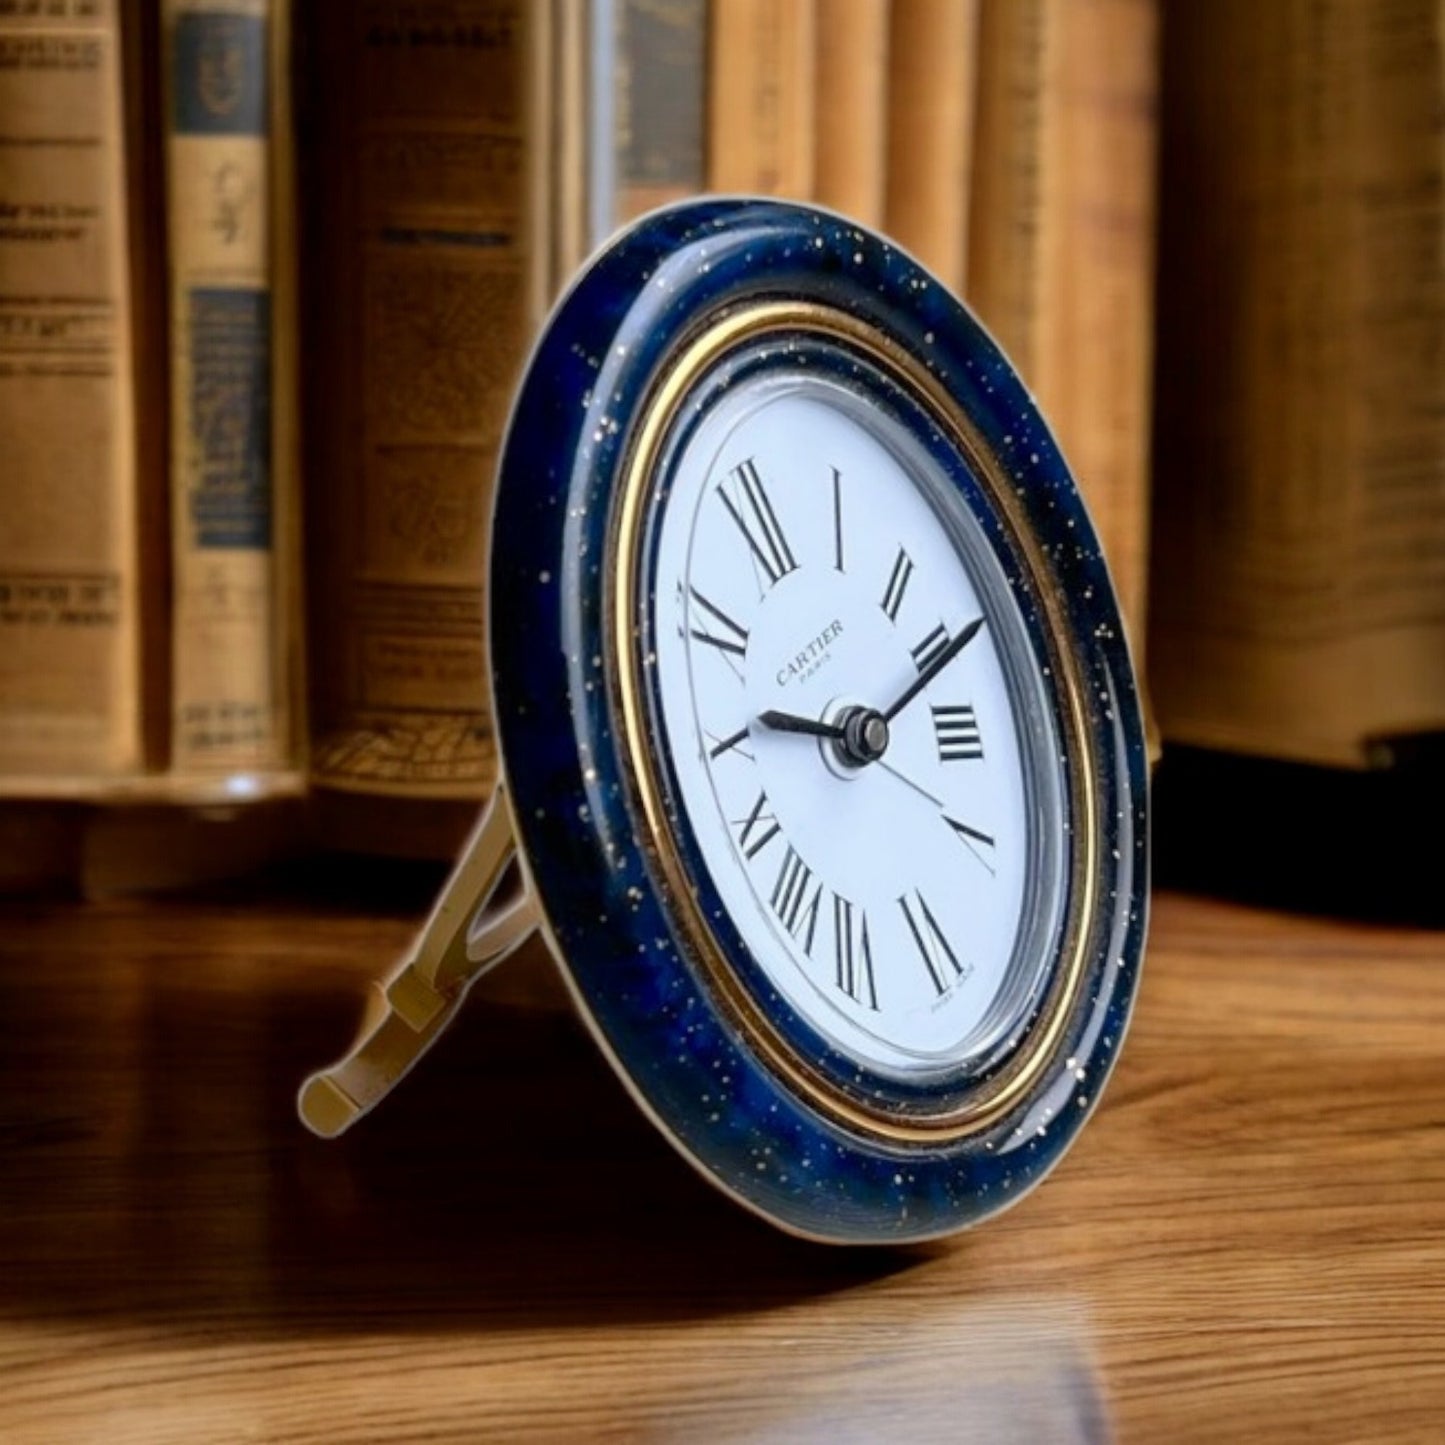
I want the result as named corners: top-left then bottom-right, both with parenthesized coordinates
top-left (298, 199), bottom-right (1149, 1244)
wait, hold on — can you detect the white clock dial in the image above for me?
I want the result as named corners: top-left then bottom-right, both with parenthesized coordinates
top-left (652, 371), bottom-right (1068, 1077)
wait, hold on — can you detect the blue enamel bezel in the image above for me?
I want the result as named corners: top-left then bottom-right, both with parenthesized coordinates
top-left (490, 199), bottom-right (1148, 1244)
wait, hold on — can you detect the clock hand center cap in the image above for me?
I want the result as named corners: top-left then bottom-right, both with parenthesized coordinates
top-left (835, 706), bottom-right (890, 768)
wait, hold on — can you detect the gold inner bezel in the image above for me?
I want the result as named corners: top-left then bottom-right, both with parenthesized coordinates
top-left (607, 300), bottom-right (1099, 1144)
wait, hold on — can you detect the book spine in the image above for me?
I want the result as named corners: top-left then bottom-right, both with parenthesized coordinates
top-left (121, 0), bottom-right (176, 777)
top-left (304, 0), bottom-right (542, 805)
top-left (587, 0), bottom-right (618, 247)
top-left (884, 0), bottom-right (978, 291)
top-left (1150, 0), bottom-right (1445, 762)
top-left (967, 0), bottom-right (1059, 382)
top-left (707, 0), bottom-right (817, 199)
top-left (163, 0), bottom-right (288, 776)
top-left (269, 0), bottom-right (303, 769)
top-left (1048, 0), bottom-right (1156, 653)
top-left (550, 0), bottom-right (589, 291)
top-left (969, 0), bottom-right (1157, 652)
top-left (0, 0), bottom-right (141, 781)
top-left (814, 0), bottom-right (890, 228)
top-left (615, 0), bottom-right (705, 223)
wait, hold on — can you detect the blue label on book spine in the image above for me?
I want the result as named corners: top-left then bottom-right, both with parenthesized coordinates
top-left (173, 11), bottom-right (268, 136)
top-left (189, 287), bottom-right (271, 549)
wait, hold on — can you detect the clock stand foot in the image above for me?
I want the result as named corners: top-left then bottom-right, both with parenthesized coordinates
top-left (296, 781), bottom-right (541, 1139)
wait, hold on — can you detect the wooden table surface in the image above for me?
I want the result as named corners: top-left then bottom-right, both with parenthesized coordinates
top-left (1, 876), bottom-right (1441, 1443)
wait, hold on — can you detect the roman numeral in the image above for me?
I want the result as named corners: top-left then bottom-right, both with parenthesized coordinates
top-left (944, 814), bottom-right (994, 850)
top-left (832, 466), bottom-right (845, 572)
top-left (932, 703), bottom-right (984, 762)
top-left (706, 725), bottom-right (752, 760)
top-left (899, 891), bottom-right (969, 996)
top-left (770, 845), bottom-right (822, 952)
top-left (717, 457), bottom-right (797, 588)
top-left (944, 813), bottom-right (996, 874)
top-left (688, 586), bottom-right (749, 675)
top-left (910, 623), bottom-right (950, 673)
top-left (833, 895), bottom-right (878, 1010)
top-left (733, 790), bottom-right (781, 859)
top-left (880, 547), bottom-right (914, 622)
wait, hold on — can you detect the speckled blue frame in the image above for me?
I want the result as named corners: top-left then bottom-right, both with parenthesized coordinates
top-left (490, 199), bottom-right (1148, 1244)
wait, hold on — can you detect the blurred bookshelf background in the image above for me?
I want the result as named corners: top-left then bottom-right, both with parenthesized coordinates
top-left (0, 0), bottom-right (1440, 916)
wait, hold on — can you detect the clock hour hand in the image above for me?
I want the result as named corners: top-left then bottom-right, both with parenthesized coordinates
top-left (882, 615), bottom-right (985, 721)
top-left (755, 709), bottom-right (847, 740)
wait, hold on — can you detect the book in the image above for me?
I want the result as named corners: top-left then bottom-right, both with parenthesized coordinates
top-left (268, 0), bottom-right (304, 773)
top-left (0, 0), bottom-right (1173, 878)
top-left (707, 0), bottom-right (816, 199)
top-left (1149, 0), bottom-right (1445, 766)
top-left (614, 0), bottom-right (706, 225)
top-left (0, 0), bottom-right (143, 783)
top-left (814, 0), bottom-right (890, 230)
top-left (550, 0), bottom-right (590, 290)
top-left (122, 0), bottom-right (173, 781)
top-left (968, 0), bottom-right (1157, 652)
top-left (162, 0), bottom-right (294, 781)
top-left (299, 0), bottom-right (549, 850)
top-left (883, 0), bottom-right (977, 292)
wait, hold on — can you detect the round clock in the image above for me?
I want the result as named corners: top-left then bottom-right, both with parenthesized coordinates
top-left (298, 199), bottom-right (1149, 1245)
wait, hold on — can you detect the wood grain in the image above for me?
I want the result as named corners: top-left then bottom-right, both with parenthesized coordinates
top-left (0, 882), bottom-right (1441, 1442)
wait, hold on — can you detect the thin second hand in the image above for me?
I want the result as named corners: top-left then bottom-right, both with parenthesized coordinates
top-left (874, 758), bottom-right (945, 809)
top-left (877, 758), bottom-right (995, 876)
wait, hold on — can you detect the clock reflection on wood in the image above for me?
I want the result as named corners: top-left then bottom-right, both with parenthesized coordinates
top-left (300, 198), bottom-right (1149, 1244)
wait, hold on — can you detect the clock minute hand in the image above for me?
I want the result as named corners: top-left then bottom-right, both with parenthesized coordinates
top-left (755, 710), bottom-right (847, 740)
top-left (882, 615), bottom-right (985, 722)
